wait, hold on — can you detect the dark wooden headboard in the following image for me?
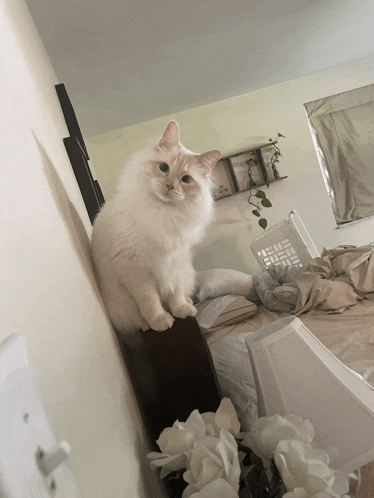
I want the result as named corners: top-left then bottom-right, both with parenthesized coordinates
top-left (116, 317), bottom-right (221, 497)
top-left (116, 317), bottom-right (222, 443)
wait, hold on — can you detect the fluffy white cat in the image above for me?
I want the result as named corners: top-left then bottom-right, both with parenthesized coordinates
top-left (91, 120), bottom-right (221, 334)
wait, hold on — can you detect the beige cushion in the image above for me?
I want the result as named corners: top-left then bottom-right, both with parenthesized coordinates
top-left (195, 295), bottom-right (258, 332)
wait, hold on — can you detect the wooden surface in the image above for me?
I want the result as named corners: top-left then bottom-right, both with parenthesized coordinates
top-left (116, 317), bottom-right (222, 443)
top-left (116, 317), bottom-right (222, 497)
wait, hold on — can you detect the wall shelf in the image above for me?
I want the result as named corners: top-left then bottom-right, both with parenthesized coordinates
top-left (214, 176), bottom-right (288, 201)
top-left (212, 142), bottom-right (286, 201)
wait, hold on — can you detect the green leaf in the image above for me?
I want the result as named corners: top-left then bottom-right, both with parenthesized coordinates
top-left (259, 218), bottom-right (267, 229)
top-left (252, 209), bottom-right (261, 217)
top-left (255, 190), bottom-right (266, 199)
top-left (261, 198), bottom-right (272, 207)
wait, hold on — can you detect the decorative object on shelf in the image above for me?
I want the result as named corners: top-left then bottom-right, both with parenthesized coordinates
top-left (211, 136), bottom-right (287, 229)
top-left (146, 398), bottom-right (352, 498)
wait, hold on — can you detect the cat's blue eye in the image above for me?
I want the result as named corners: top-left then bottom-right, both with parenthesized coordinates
top-left (159, 162), bottom-right (169, 173)
top-left (182, 175), bottom-right (193, 184)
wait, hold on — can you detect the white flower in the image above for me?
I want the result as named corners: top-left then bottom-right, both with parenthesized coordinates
top-left (147, 409), bottom-right (205, 478)
top-left (283, 414), bottom-right (315, 442)
top-left (283, 489), bottom-right (308, 498)
top-left (182, 429), bottom-right (241, 498)
top-left (200, 397), bottom-right (241, 437)
top-left (310, 493), bottom-right (350, 498)
top-left (187, 478), bottom-right (240, 498)
top-left (146, 398), bottom-right (240, 478)
top-left (241, 414), bottom-right (315, 468)
top-left (214, 397), bottom-right (241, 436)
top-left (274, 439), bottom-right (349, 498)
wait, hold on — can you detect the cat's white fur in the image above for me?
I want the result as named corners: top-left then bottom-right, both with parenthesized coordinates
top-left (91, 121), bottom-right (221, 334)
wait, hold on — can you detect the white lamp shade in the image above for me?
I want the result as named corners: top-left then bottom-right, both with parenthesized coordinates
top-left (245, 316), bottom-right (374, 473)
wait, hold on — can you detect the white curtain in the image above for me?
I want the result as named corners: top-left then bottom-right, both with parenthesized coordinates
top-left (304, 83), bottom-right (374, 226)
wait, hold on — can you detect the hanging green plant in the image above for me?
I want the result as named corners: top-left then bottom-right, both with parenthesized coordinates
top-left (247, 133), bottom-right (285, 229)
top-left (248, 188), bottom-right (272, 230)
top-left (269, 133), bottom-right (286, 180)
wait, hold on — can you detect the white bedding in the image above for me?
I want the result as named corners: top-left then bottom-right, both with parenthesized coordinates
top-left (207, 299), bottom-right (374, 431)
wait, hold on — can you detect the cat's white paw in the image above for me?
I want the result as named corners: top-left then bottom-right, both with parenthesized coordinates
top-left (172, 303), bottom-right (197, 319)
top-left (185, 296), bottom-right (194, 305)
top-left (149, 312), bottom-right (175, 331)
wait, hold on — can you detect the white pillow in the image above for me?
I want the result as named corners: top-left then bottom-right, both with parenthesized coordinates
top-left (195, 295), bottom-right (258, 332)
top-left (195, 269), bottom-right (258, 303)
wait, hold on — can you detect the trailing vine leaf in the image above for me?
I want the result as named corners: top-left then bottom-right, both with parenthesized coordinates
top-left (269, 133), bottom-right (286, 180)
top-left (247, 133), bottom-right (285, 227)
top-left (261, 198), bottom-right (272, 208)
top-left (259, 218), bottom-right (267, 229)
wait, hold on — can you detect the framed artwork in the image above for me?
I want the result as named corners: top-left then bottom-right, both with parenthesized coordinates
top-left (211, 159), bottom-right (237, 200)
top-left (261, 144), bottom-right (279, 182)
top-left (230, 151), bottom-right (265, 190)
top-left (55, 83), bottom-right (104, 223)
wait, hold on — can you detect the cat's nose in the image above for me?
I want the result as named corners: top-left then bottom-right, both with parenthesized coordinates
top-left (166, 183), bottom-right (175, 191)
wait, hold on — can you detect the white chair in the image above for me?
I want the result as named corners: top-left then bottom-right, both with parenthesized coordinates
top-left (245, 316), bottom-right (374, 473)
top-left (250, 210), bottom-right (320, 270)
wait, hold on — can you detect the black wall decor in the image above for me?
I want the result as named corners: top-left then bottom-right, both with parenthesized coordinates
top-left (55, 83), bottom-right (104, 223)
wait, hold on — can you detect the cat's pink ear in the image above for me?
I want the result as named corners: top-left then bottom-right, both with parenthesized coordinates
top-left (198, 150), bottom-right (221, 175)
top-left (158, 120), bottom-right (180, 149)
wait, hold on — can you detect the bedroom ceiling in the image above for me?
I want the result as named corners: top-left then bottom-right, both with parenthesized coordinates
top-left (26, 0), bottom-right (374, 137)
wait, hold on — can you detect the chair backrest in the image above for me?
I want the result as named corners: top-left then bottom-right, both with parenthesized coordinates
top-left (250, 210), bottom-right (320, 270)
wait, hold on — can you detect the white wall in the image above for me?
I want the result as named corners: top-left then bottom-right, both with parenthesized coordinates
top-left (1, 1), bottom-right (165, 497)
top-left (87, 55), bottom-right (374, 276)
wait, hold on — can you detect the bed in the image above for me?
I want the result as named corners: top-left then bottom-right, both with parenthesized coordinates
top-left (203, 246), bottom-right (374, 424)
top-left (116, 244), bottom-right (374, 498)
top-left (196, 245), bottom-right (374, 498)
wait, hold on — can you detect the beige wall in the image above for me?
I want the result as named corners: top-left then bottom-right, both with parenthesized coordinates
top-left (87, 56), bottom-right (374, 276)
top-left (1, 1), bottom-right (164, 496)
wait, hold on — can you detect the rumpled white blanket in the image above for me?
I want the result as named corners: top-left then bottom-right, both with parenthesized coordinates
top-left (294, 245), bottom-right (374, 315)
top-left (254, 264), bottom-right (304, 312)
top-left (254, 246), bottom-right (374, 315)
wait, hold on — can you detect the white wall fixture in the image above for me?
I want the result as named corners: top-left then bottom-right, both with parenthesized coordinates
top-left (0, 335), bottom-right (78, 497)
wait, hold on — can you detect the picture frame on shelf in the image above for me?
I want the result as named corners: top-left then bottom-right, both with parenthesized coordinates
top-left (211, 159), bottom-right (237, 200)
top-left (261, 144), bottom-right (279, 182)
top-left (230, 151), bottom-right (264, 190)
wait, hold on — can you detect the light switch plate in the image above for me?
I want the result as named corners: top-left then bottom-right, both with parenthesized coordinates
top-left (0, 334), bottom-right (78, 497)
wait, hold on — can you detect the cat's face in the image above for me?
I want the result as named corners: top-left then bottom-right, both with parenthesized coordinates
top-left (147, 121), bottom-right (221, 204)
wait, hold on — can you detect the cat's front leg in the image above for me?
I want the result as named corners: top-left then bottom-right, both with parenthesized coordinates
top-left (116, 265), bottom-right (174, 331)
top-left (134, 282), bottom-right (175, 332)
top-left (168, 286), bottom-right (197, 319)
